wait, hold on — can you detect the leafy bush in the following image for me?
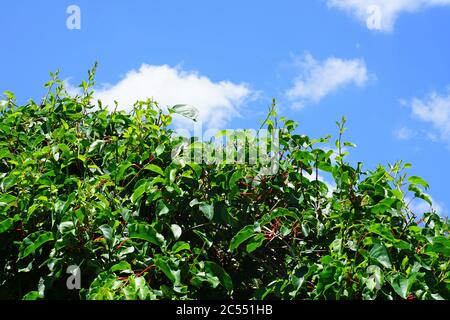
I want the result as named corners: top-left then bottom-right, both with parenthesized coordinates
top-left (0, 66), bottom-right (449, 300)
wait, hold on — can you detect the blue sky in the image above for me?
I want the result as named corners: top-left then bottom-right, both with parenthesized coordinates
top-left (1, 0), bottom-right (450, 216)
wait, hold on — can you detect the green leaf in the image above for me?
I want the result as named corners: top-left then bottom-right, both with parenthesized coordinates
top-left (393, 239), bottom-right (412, 251)
top-left (169, 104), bottom-right (199, 121)
top-left (301, 223), bottom-right (310, 237)
top-left (189, 198), bottom-right (200, 207)
top-left (193, 230), bottom-right (213, 248)
top-left (115, 162), bottom-right (132, 182)
top-left (131, 182), bottom-right (148, 204)
top-left (1, 174), bottom-right (17, 191)
top-left (368, 224), bottom-right (395, 242)
top-left (58, 143), bottom-right (71, 156)
top-left (408, 176), bottom-right (429, 189)
top-left (430, 293), bottom-right (445, 300)
top-left (229, 170), bottom-right (243, 189)
top-left (0, 194), bottom-right (16, 206)
top-left (19, 231), bottom-right (54, 259)
top-left (4, 90), bottom-right (16, 100)
top-left (187, 162), bottom-right (202, 178)
top-left (111, 261), bottom-right (132, 273)
top-left (369, 242), bottom-right (392, 269)
top-left (143, 164), bottom-right (164, 176)
top-left (155, 145), bottom-right (165, 157)
top-left (408, 185), bottom-right (433, 206)
top-left (199, 202), bottom-right (214, 220)
top-left (366, 265), bottom-right (383, 291)
top-left (425, 236), bottom-right (450, 257)
top-left (88, 140), bottom-right (106, 153)
top-left (156, 200), bottom-right (169, 216)
top-left (77, 154), bottom-right (87, 163)
top-left (172, 241), bottom-right (190, 253)
top-left (168, 168), bottom-right (177, 184)
top-left (229, 225), bottom-right (256, 251)
top-left (245, 234), bottom-right (265, 253)
top-left (22, 291), bottom-right (41, 300)
top-left (0, 218), bottom-right (13, 233)
top-left (170, 224), bottom-right (182, 240)
top-left (99, 224), bottom-right (113, 243)
top-left (58, 221), bottom-right (74, 234)
top-left (344, 142), bottom-right (357, 148)
top-left (204, 261), bottom-right (233, 293)
top-left (128, 223), bottom-right (165, 247)
top-left (390, 273), bottom-right (416, 299)
top-left (154, 257), bottom-right (180, 285)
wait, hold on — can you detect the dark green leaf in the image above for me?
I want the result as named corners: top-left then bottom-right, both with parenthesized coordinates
top-left (204, 261), bottom-right (233, 293)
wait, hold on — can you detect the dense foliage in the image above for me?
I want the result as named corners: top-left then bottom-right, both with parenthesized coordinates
top-left (0, 67), bottom-right (449, 300)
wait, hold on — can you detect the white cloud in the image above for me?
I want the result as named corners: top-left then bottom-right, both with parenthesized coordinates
top-left (406, 90), bottom-right (450, 141)
top-left (409, 196), bottom-right (446, 218)
top-left (68, 64), bottom-right (252, 129)
top-left (327, 0), bottom-right (450, 31)
top-left (395, 126), bottom-right (416, 140)
top-left (286, 54), bottom-right (369, 109)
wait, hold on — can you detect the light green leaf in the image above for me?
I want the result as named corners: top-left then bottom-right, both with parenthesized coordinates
top-left (111, 261), bottom-right (132, 273)
top-left (58, 221), bottom-right (74, 234)
top-left (199, 202), bottom-right (214, 220)
top-left (425, 236), bottom-right (450, 257)
top-left (344, 142), bottom-right (357, 148)
top-left (408, 185), bottom-right (433, 206)
top-left (115, 162), bottom-right (132, 182)
top-left (88, 140), bottom-right (106, 153)
top-left (0, 218), bottom-right (13, 233)
top-left (0, 194), bottom-right (16, 206)
top-left (169, 104), bottom-right (199, 121)
top-left (143, 164), bottom-right (164, 176)
top-left (245, 234), bottom-right (265, 253)
top-left (172, 241), bottom-right (190, 253)
top-left (408, 176), bottom-right (429, 189)
top-left (366, 265), bottom-right (383, 291)
top-left (131, 182), bottom-right (148, 204)
top-left (390, 273), bottom-right (416, 299)
top-left (19, 231), bottom-right (54, 259)
top-left (155, 145), bottom-right (165, 156)
top-left (369, 242), bottom-right (392, 269)
top-left (187, 162), bottom-right (202, 178)
top-left (128, 223), bottom-right (165, 247)
top-left (99, 224), bottom-right (113, 243)
top-left (170, 224), bottom-right (182, 240)
top-left (229, 225), bottom-right (255, 251)
top-left (22, 291), bottom-right (41, 300)
top-left (189, 198), bottom-right (200, 207)
top-left (157, 200), bottom-right (169, 216)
